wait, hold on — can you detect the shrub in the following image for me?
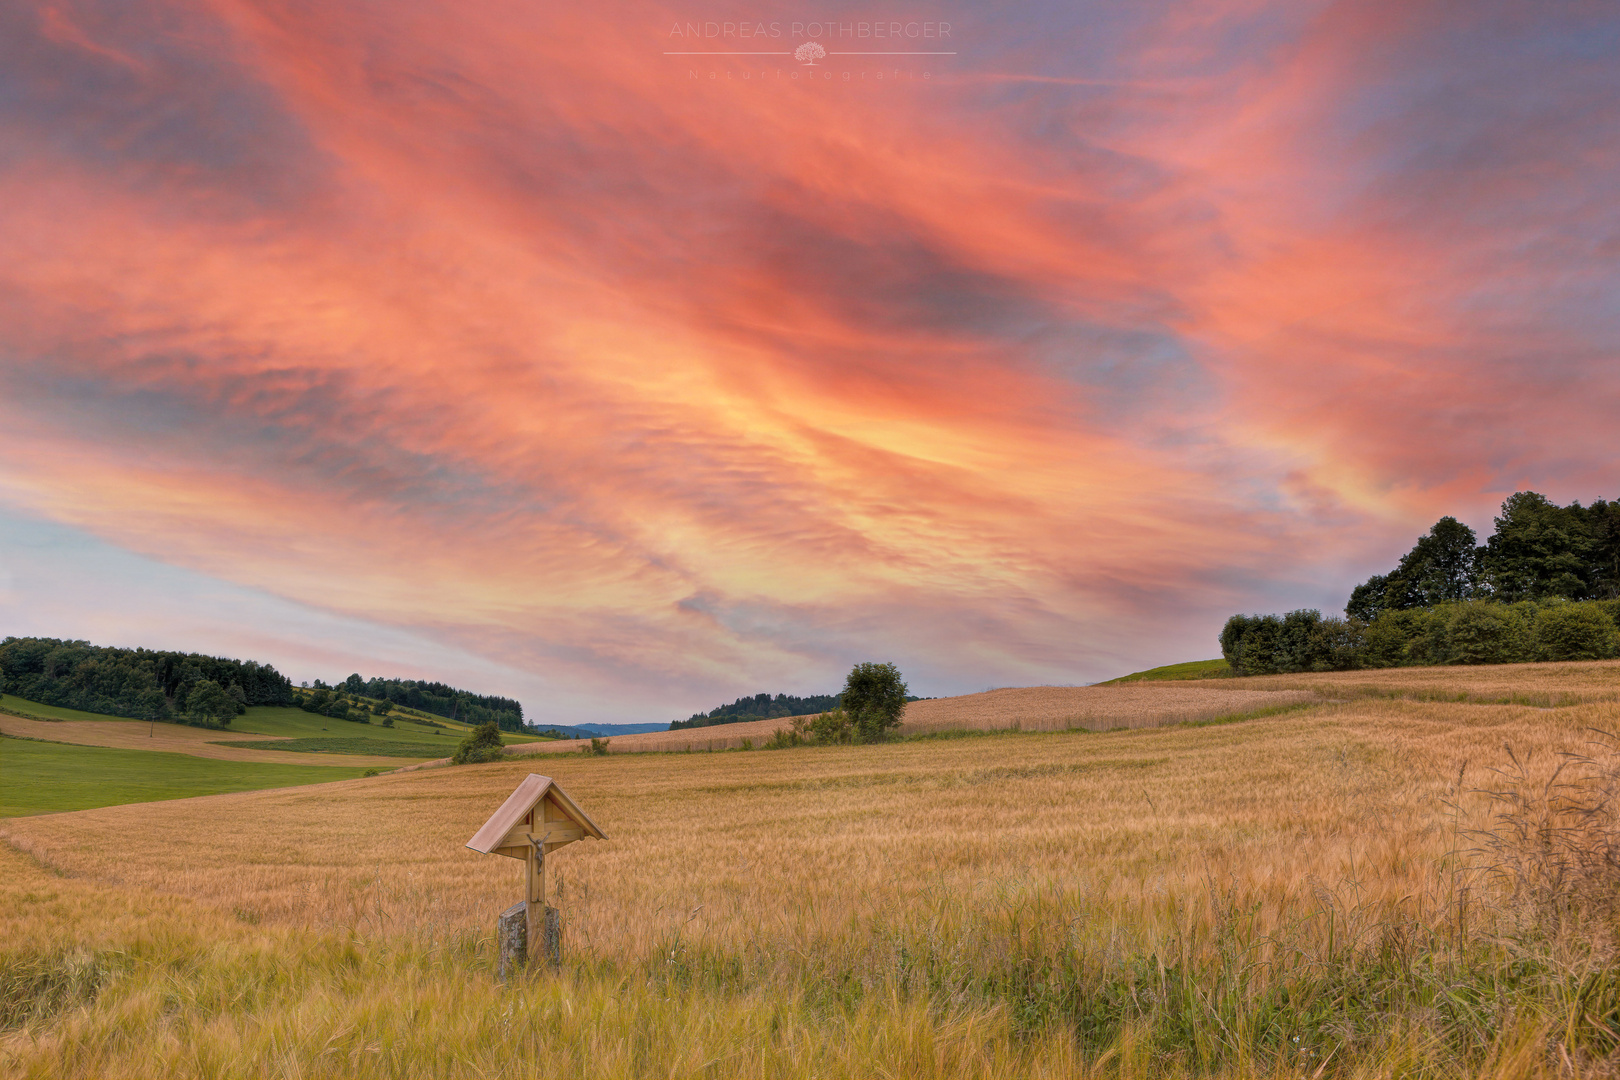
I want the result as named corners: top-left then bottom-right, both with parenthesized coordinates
top-left (1398, 607), bottom-right (1449, 665)
top-left (809, 710), bottom-right (853, 744)
top-left (1361, 608), bottom-right (1422, 667)
top-left (452, 722), bottom-right (506, 764)
top-left (588, 737), bottom-right (611, 756)
top-left (1535, 603), bottom-right (1620, 661)
top-left (1444, 602), bottom-right (1514, 664)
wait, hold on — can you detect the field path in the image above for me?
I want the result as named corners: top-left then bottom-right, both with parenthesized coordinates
top-left (0, 714), bottom-right (410, 768)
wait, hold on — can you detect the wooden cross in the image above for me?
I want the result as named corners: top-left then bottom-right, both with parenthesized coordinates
top-left (465, 774), bottom-right (607, 971)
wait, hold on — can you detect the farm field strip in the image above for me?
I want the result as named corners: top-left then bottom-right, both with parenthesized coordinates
top-left (0, 714), bottom-right (413, 767)
top-left (0, 737), bottom-right (375, 817)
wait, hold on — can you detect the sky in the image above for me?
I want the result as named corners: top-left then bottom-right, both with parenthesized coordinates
top-left (1, 0), bottom-right (1617, 724)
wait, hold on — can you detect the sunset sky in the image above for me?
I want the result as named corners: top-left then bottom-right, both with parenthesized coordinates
top-left (2, 0), bottom-right (1616, 723)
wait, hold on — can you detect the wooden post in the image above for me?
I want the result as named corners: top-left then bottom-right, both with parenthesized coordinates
top-left (541, 904), bottom-right (561, 968)
top-left (497, 901), bottom-right (527, 980)
top-left (526, 834), bottom-right (545, 955)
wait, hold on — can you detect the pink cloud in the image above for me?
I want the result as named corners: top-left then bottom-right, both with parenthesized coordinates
top-left (0, 0), bottom-right (1614, 716)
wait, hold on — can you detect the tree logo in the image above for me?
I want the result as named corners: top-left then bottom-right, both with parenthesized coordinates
top-left (794, 41), bottom-right (826, 65)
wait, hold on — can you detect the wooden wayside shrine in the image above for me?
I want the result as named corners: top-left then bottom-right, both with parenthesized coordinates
top-left (466, 774), bottom-right (607, 976)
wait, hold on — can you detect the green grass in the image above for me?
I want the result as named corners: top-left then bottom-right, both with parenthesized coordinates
top-left (0, 694), bottom-right (158, 723)
top-left (230, 706), bottom-right (468, 741)
top-left (231, 706), bottom-right (543, 743)
top-left (1102, 658), bottom-right (1232, 683)
top-left (2, 695), bottom-right (541, 744)
top-left (211, 737), bottom-right (450, 758)
top-left (0, 735), bottom-right (371, 817)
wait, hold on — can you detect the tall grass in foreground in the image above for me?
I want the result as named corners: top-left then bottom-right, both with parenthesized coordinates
top-left (5, 742), bottom-right (1620, 1078)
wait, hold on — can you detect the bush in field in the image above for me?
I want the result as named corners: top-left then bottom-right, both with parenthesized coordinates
top-left (841, 662), bottom-right (908, 740)
top-left (1359, 608), bottom-right (1419, 667)
top-left (452, 722), bottom-right (506, 764)
top-left (809, 710), bottom-right (853, 744)
top-left (1535, 603), bottom-right (1620, 661)
top-left (588, 737), bottom-right (611, 756)
top-left (1434, 601), bottom-right (1536, 665)
top-left (1444, 602), bottom-right (1515, 664)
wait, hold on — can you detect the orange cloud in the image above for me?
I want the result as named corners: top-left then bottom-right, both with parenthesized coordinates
top-left (1, 0), bottom-right (1615, 717)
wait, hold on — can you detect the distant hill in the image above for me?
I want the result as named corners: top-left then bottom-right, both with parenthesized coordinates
top-left (578, 722), bottom-right (669, 735)
top-left (544, 722), bottom-right (670, 737)
top-left (323, 674), bottom-right (524, 731)
top-left (0, 636), bottom-right (295, 724)
top-left (671, 691), bottom-right (842, 730)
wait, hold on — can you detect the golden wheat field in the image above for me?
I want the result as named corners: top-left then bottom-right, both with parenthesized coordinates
top-left (5, 661), bottom-right (1620, 1078)
top-left (504, 682), bottom-right (1320, 757)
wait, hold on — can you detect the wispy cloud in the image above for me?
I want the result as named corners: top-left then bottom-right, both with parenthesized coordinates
top-left (1, 0), bottom-right (1615, 720)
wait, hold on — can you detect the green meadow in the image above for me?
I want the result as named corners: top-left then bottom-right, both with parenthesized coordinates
top-left (0, 694), bottom-right (148, 722)
top-left (212, 737), bottom-right (455, 757)
top-left (228, 704), bottom-right (545, 744)
top-left (0, 696), bottom-right (552, 817)
top-left (0, 736), bottom-right (373, 817)
top-left (1102, 657), bottom-right (1232, 683)
top-left (2, 694), bottom-right (542, 748)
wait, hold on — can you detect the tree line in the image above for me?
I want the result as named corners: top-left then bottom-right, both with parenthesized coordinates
top-left (670, 691), bottom-right (844, 730)
top-left (0, 637), bottom-right (294, 726)
top-left (0, 637), bottom-right (529, 732)
top-left (1346, 491), bottom-right (1620, 617)
top-left (1221, 492), bottom-right (1620, 675)
top-left (299, 674), bottom-right (525, 731)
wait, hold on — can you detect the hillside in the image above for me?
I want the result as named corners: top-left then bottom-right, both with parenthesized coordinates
top-left (0, 695), bottom-right (542, 816)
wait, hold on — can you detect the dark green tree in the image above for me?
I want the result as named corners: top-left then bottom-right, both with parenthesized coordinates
top-left (1589, 499), bottom-right (1620, 599)
top-left (184, 679), bottom-right (237, 726)
top-left (1346, 517), bottom-right (1480, 619)
top-left (1481, 492), bottom-right (1595, 601)
top-left (1345, 574), bottom-right (1391, 622)
top-left (841, 662), bottom-right (908, 741)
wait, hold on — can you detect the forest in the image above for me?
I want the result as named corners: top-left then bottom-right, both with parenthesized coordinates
top-left (670, 691), bottom-right (843, 730)
top-left (1222, 491), bottom-right (1620, 675)
top-left (0, 637), bottom-right (294, 725)
top-left (300, 674), bottom-right (525, 731)
top-left (0, 638), bottom-right (528, 731)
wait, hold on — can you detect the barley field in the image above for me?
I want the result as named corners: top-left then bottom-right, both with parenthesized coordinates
top-left (506, 682), bottom-right (1322, 757)
top-left (5, 661), bottom-right (1620, 1077)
